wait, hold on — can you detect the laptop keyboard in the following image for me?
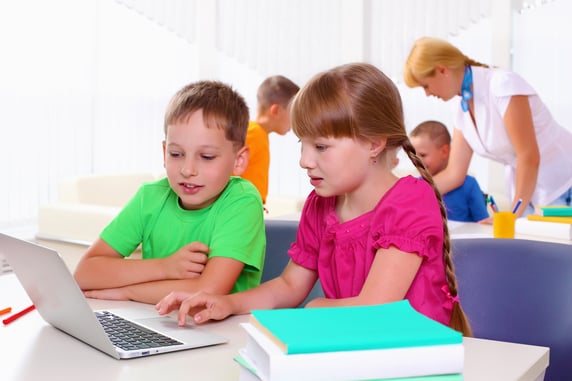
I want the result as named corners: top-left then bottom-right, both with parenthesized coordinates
top-left (95, 311), bottom-right (183, 351)
top-left (1, 255), bottom-right (12, 275)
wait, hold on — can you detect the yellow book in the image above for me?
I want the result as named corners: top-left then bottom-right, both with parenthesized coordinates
top-left (528, 215), bottom-right (572, 224)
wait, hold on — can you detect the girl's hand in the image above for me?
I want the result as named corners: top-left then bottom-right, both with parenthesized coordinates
top-left (155, 291), bottom-right (234, 325)
top-left (163, 242), bottom-right (209, 279)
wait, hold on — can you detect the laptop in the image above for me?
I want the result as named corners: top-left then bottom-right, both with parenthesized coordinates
top-left (0, 233), bottom-right (228, 359)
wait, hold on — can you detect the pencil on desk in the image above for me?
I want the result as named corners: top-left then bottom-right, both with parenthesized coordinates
top-left (0, 306), bottom-right (12, 316)
top-left (2, 304), bottom-right (35, 325)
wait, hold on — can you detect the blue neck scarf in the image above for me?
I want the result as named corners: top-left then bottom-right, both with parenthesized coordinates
top-left (460, 65), bottom-right (472, 112)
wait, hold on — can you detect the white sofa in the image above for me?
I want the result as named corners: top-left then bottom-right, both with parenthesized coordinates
top-left (37, 172), bottom-right (164, 245)
top-left (37, 173), bottom-right (305, 245)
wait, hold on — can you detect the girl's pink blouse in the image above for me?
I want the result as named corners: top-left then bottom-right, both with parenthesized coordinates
top-left (288, 176), bottom-right (453, 326)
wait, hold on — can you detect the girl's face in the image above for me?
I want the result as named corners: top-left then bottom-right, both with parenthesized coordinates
top-left (299, 136), bottom-right (372, 197)
top-left (163, 110), bottom-right (244, 210)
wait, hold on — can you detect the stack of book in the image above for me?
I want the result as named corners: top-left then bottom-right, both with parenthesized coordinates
top-left (235, 300), bottom-right (464, 381)
top-left (515, 206), bottom-right (572, 241)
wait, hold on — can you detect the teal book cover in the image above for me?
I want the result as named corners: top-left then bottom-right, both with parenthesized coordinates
top-left (250, 300), bottom-right (462, 355)
top-left (537, 206), bottom-right (572, 217)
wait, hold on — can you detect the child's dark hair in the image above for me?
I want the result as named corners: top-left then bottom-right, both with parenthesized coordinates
top-left (291, 63), bottom-right (472, 336)
top-left (164, 80), bottom-right (250, 149)
top-left (257, 75), bottom-right (300, 111)
top-left (410, 120), bottom-right (451, 148)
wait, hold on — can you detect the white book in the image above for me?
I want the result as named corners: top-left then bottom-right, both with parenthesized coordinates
top-left (515, 218), bottom-right (572, 241)
top-left (240, 323), bottom-right (464, 381)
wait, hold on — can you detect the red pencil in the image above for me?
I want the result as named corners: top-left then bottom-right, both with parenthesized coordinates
top-left (2, 304), bottom-right (35, 325)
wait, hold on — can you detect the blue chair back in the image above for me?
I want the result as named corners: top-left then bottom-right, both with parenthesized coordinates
top-left (263, 219), bottom-right (323, 306)
top-left (452, 238), bottom-right (572, 381)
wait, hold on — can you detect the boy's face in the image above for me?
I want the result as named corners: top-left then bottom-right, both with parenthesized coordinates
top-left (163, 110), bottom-right (247, 210)
top-left (410, 134), bottom-right (449, 176)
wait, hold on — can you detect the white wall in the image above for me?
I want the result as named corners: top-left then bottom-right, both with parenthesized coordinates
top-left (513, 0), bottom-right (572, 130)
top-left (1, 0), bottom-right (570, 232)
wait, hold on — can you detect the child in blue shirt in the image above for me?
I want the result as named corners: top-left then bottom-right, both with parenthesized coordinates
top-left (410, 121), bottom-right (489, 222)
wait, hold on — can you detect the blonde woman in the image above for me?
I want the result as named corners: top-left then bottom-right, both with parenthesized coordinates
top-left (404, 36), bottom-right (572, 217)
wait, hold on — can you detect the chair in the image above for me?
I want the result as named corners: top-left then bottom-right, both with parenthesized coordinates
top-left (451, 238), bottom-right (572, 381)
top-left (263, 219), bottom-right (323, 306)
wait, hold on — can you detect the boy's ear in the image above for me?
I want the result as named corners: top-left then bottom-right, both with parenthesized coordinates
top-left (269, 104), bottom-right (281, 117)
top-left (440, 144), bottom-right (451, 159)
top-left (232, 146), bottom-right (250, 176)
top-left (162, 140), bottom-right (167, 167)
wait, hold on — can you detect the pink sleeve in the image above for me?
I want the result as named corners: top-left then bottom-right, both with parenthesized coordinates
top-left (287, 192), bottom-right (334, 270)
top-left (372, 177), bottom-right (443, 259)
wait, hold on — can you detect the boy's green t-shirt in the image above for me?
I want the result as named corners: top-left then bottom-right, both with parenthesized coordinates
top-left (100, 176), bottom-right (266, 292)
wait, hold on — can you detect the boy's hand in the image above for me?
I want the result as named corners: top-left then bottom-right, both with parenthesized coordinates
top-left (155, 291), bottom-right (234, 326)
top-left (164, 242), bottom-right (209, 279)
top-left (84, 287), bottom-right (129, 301)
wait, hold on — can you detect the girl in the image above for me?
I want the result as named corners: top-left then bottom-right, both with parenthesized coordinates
top-left (404, 37), bottom-right (572, 217)
top-left (156, 63), bottom-right (472, 336)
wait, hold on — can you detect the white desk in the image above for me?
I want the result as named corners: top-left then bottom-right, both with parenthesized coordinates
top-left (1, 273), bottom-right (549, 381)
top-left (448, 221), bottom-right (571, 245)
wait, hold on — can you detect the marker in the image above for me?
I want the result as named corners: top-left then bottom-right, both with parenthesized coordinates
top-left (512, 199), bottom-right (523, 214)
top-left (489, 195), bottom-right (499, 213)
top-left (2, 304), bottom-right (35, 325)
top-left (0, 307), bottom-right (12, 316)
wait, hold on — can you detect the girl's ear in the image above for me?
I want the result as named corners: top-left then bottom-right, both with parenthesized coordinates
top-left (369, 137), bottom-right (387, 158)
top-left (232, 146), bottom-right (250, 176)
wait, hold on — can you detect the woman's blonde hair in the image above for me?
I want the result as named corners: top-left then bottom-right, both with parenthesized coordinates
top-left (403, 36), bottom-right (487, 88)
top-left (291, 63), bottom-right (472, 336)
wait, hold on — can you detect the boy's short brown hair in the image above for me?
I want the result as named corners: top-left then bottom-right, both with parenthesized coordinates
top-left (257, 75), bottom-right (300, 111)
top-left (410, 120), bottom-right (451, 148)
top-left (164, 80), bottom-right (249, 149)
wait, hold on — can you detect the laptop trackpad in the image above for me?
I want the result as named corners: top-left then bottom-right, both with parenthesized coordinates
top-left (135, 316), bottom-right (228, 346)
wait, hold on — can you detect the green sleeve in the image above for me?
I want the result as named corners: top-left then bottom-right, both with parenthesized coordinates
top-left (208, 178), bottom-right (266, 291)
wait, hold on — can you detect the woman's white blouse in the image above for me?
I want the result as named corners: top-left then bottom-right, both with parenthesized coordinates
top-left (454, 66), bottom-right (572, 206)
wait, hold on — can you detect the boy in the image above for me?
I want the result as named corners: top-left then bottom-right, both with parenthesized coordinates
top-left (410, 120), bottom-right (489, 222)
top-left (239, 75), bottom-right (299, 204)
top-left (74, 81), bottom-right (266, 304)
